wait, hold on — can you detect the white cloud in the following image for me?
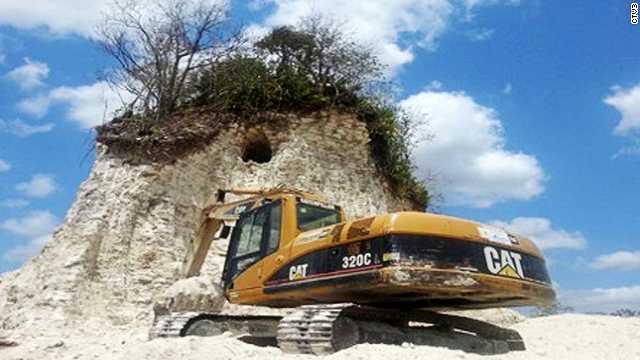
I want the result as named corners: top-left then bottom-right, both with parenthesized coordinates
top-left (424, 80), bottom-right (444, 91)
top-left (18, 81), bottom-right (133, 128)
top-left (0, 159), bottom-right (10, 172)
top-left (462, 0), bottom-right (520, 21)
top-left (604, 83), bottom-right (640, 136)
top-left (502, 82), bottom-right (512, 95)
top-left (0, 211), bottom-right (59, 262)
top-left (0, 0), bottom-right (111, 36)
top-left (0, 38), bottom-right (5, 64)
top-left (467, 28), bottom-right (494, 42)
top-left (253, 0), bottom-right (512, 72)
top-left (49, 82), bottom-right (132, 128)
top-left (400, 90), bottom-right (545, 207)
top-left (0, 199), bottom-right (30, 209)
top-left (463, 0), bottom-right (520, 5)
top-left (3, 235), bottom-right (52, 263)
top-left (0, 210), bottom-right (59, 238)
top-left (492, 217), bottom-right (586, 250)
top-left (591, 251), bottom-right (640, 271)
top-left (17, 96), bottom-right (51, 118)
top-left (0, 119), bottom-right (54, 137)
top-left (15, 174), bottom-right (57, 198)
top-left (560, 286), bottom-right (640, 313)
top-left (0, 0), bottom-right (228, 37)
top-left (0, 34), bottom-right (15, 65)
top-left (612, 145), bottom-right (640, 159)
top-left (5, 58), bottom-right (49, 90)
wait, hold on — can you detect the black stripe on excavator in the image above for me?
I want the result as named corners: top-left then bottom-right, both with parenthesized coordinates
top-left (263, 235), bottom-right (551, 293)
top-left (388, 235), bottom-right (551, 284)
top-left (263, 270), bottom-right (380, 294)
top-left (264, 236), bottom-right (387, 287)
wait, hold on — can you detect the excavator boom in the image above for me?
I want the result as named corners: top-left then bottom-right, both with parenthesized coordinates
top-left (182, 189), bottom-right (267, 277)
top-left (182, 187), bottom-right (329, 277)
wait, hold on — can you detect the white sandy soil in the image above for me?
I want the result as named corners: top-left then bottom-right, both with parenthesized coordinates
top-left (1, 314), bottom-right (638, 360)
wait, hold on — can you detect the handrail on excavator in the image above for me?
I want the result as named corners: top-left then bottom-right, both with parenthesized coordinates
top-left (214, 185), bottom-right (324, 204)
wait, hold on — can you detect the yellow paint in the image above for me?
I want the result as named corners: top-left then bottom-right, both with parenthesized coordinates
top-left (498, 265), bottom-right (520, 278)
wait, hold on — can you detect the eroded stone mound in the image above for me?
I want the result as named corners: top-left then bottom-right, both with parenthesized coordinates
top-left (0, 112), bottom-right (416, 336)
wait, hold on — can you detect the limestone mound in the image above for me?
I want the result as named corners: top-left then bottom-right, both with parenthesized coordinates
top-left (0, 112), bottom-right (415, 337)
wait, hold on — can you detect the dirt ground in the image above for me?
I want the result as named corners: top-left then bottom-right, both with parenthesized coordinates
top-left (1, 314), bottom-right (639, 360)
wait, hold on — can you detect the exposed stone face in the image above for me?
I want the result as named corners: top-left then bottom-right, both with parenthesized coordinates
top-left (0, 112), bottom-right (415, 335)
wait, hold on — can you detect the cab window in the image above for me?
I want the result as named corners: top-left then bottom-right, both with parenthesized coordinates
top-left (223, 201), bottom-right (282, 287)
top-left (235, 207), bottom-right (266, 257)
top-left (297, 203), bottom-right (341, 231)
top-left (267, 203), bottom-right (281, 254)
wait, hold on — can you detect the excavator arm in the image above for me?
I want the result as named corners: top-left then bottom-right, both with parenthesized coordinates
top-left (181, 188), bottom-right (272, 277)
top-left (181, 186), bottom-right (329, 278)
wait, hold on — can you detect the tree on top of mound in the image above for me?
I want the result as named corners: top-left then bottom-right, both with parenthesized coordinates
top-left (96, 0), bottom-right (244, 121)
top-left (94, 3), bottom-right (430, 208)
top-left (254, 16), bottom-right (384, 108)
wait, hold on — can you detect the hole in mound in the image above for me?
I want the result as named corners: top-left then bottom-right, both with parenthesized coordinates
top-left (242, 131), bottom-right (273, 163)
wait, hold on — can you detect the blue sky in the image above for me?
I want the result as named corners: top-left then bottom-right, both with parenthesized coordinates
top-left (0, 1), bottom-right (639, 312)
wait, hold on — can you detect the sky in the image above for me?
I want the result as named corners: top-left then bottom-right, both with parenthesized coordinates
top-left (0, 0), bottom-right (639, 313)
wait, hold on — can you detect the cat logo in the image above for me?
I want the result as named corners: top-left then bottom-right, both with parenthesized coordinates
top-left (483, 246), bottom-right (524, 279)
top-left (289, 264), bottom-right (309, 281)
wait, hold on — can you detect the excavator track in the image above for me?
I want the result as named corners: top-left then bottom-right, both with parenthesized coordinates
top-left (277, 304), bottom-right (354, 355)
top-left (277, 304), bottom-right (526, 355)
top-left (150, 312), bottom-right (201, 338)
top-left (151, 305), bottom-right (525, 355)
top-left (150, 312), bottom-right (282, 340)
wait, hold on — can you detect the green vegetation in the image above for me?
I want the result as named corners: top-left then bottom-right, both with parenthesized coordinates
top-left (98, 16), bottom-right (429, 208)
top-left (610, 309), bottom-right (640, 317)
top-left (355, 101), bottom-right (430, 208)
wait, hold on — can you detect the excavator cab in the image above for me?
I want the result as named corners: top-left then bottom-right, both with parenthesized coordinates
top-left (222, 195), bottom-right (344, 292)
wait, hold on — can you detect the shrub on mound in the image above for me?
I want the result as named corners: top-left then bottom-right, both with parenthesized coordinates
top-left (97, 18), bottom-right (429, 208)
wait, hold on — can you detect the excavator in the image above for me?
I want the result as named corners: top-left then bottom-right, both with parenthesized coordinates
top-left (151, 187), bottom-right (555, 354)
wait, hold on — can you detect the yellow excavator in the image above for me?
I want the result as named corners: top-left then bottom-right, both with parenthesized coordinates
top-left (151, 187), bottom-right (555, 354)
